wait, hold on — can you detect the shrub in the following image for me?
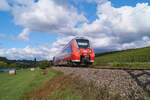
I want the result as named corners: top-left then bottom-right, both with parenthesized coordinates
top-left (0, 61), bottom-right (8, 69)
top-left (9, 63), bottom-right (18, 68)
top-left (38, 60), bottom-right (51, 69)
top-left (113, 93), bottom-right (122, 100)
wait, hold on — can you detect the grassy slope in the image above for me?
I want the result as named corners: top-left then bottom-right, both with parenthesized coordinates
top-left (94, 46), bottom-right (150, 68)
top-left (0, 68), bottom-right (62, 100)
top-left (0, 68), bottom-right (144, 100)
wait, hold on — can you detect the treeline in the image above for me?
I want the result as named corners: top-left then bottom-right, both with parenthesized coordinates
top-left (0, 57), bottom-right (52, 69)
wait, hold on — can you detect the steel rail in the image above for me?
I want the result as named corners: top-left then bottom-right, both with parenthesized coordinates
top-left (53, 66), bottom-right (150, 70)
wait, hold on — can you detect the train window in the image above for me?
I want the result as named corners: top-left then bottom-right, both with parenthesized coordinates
top-left (76, 39), bottom-right (90, 49)
top-left (66, 47), bottom-right (68, 53)
top-left (70, 45), bottom-right (72, 52)
top-left (62, 49), bottom-right (66, 54)
top-left (67, 45), bottom-right (69, 53)
top-left (68, 45), bottom-right (72, 53)
top-left (63, 46), bottom-right (69, 54)
top-left (64, 48), bottom-right (67, 54)
top-left (65, 44), bottom-right (72, 53)
top-left (62, 44), bottom-right (72, 54)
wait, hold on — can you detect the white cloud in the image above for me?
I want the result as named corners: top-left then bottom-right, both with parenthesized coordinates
top-left (18, 28), bottom-right (30, 42)
top-left (142, 36), bottom-right (149, 41)
top-left (12, 0), bottom-right (87, 37)
top-left (49, 1), bottom-right (150, 54)
top-left (1, 0), bottom-right (150, 60)
top-left (0, 0), bottom-right (10, 11)
top-left (74, 1), bottom-right (150, 51)
top-left (0, 45), bottom-right (56, 60)
top-left (0, 36), bottom-right (76, 60)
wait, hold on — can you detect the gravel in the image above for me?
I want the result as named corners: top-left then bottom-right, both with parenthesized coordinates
top-left (53, 66), bottom-right (150, 99)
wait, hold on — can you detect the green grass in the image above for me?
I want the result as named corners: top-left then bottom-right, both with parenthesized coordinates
top-left (0, 68), bottom-right (62, 100)
top-left (48, 88), bottom-right (79, 100)
top-left (108, 62), bottom-right (150, 68)
top-left (94, 46), bottom-right (150, 68)
top-left (0, 68), bottom-right (145, 100)
top-left (0, 68), bottom-right (82, 100)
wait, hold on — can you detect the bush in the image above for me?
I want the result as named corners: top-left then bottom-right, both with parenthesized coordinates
top-left (38, 60), bottom-right (51, 69)
top-left (0, 61), bottom-right (8, 69)
top-left (9, 63), bottom-right (18, 68)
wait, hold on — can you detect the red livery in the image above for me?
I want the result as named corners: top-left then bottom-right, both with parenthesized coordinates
top-left (53, 37), bottom-right (95, 66)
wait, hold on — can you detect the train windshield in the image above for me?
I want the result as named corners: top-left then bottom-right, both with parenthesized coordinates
top-left (76, 39), bottom-right (90, 49)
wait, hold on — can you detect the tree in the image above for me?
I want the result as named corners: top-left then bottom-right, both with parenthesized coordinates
top-left (0, 57), bottom-right (8, 62)
top-left (0, 61), bottom-right (8, 69)
top-left (34, 58), bottom-right (37, 67)
top-left (38, 60), bottom-right (51, 69)
top-left (9, 63), bottom-right (18, 68)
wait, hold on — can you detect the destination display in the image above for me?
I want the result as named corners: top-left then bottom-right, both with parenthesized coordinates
top-left (78, 42), bottom-right (88, 46)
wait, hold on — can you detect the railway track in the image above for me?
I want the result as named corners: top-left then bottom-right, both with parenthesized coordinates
top-left (93, 66), bottom-right (150, 70)
top-left (55, 66), bottom-right (150, 70)
top-left (53, 66), bottom-right (150, 98)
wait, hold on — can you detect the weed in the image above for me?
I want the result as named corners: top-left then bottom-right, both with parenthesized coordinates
top-left (98, 85), bottom-right (109, 99)
top-left (129, 89), bottom-right (136, 100)
top-left (113, 93), bottom-right (122, 100)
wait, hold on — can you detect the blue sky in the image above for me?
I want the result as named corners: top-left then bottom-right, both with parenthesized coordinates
top-left (0, 0), bottom-right (150, 60)
top-left (0, 11), bottom-right (57, 48)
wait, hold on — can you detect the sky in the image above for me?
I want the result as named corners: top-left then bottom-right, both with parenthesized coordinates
top-left (0, 0), bottom-right (150, 60)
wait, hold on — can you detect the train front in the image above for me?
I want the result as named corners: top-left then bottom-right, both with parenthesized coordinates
top-left (72, 38), bottom-right (95, 65)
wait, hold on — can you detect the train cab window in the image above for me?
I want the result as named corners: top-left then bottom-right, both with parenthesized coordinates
top-left (76, 39), bottom-right (90, 49)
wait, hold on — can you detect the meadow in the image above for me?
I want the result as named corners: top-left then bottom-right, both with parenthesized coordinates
top-left (0, 68), bottom-right (126, 100)
top-left (94, 46), bottom-right (150, 68)
top-left (0, 68), bottom-right (62, 100)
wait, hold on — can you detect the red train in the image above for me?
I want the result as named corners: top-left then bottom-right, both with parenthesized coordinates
top-left (53, 37), bottom-right (95, 66)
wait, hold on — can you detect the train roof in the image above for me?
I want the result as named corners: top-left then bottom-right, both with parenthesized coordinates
top-left (73, 37), bottom-right (88, 40)
top-left (54, 37), bottom-right (90, 57)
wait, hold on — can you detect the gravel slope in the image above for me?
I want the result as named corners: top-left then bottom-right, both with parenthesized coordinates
top-left (53, 66), bottom-right (150, 99)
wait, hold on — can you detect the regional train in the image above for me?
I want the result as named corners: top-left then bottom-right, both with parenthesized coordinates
top-left (53, 37), bottom-right (95, 66)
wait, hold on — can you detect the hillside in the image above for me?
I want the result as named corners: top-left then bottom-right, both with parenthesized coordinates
top-left (94, 46), bottom-right (150, 68)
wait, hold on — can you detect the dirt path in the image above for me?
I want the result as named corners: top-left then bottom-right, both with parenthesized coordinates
top-left (53, 66), bottom-right (150, 99)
